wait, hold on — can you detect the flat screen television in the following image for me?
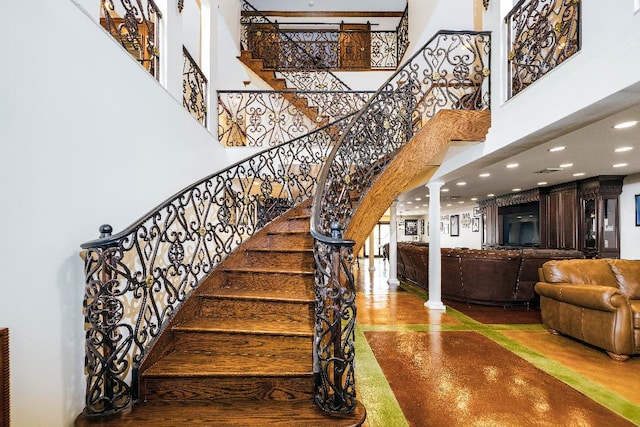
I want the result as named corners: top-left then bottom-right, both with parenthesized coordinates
top-left (498, 202), bottom-right (540, 247)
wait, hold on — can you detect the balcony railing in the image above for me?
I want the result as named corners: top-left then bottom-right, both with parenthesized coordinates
top-left (217, 90), bottom-right (373, 147)
top-left (506, 0), bottom-right (581, 98)
top-left (241, 1), bottom-right (409, 72)
top-left (182, 47), bottom-right (208, 126)
top-left (100, 0), bottom-right (162, 78)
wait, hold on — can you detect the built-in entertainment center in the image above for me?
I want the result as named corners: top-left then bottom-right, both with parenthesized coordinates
top-left (479, 176), bottom-right (623, 259)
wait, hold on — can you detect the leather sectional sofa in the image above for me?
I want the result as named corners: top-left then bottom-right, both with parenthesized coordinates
top-left (395, 243), bottom-right (584, 306)
top-left (535, 259), bottom-right (640, 361)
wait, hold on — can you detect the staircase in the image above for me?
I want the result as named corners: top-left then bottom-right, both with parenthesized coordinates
top-left (76, 200), bottom-right (366, 426)
top-left (239, 50), bottom-right (330, 127)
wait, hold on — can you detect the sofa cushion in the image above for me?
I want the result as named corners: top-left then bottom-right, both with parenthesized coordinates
top-left (540, 259), bottom-right (618, 287)
top-left (631, 301), bottom-right (640, 329)
top-left (607, 260), bottom-right (640, 299)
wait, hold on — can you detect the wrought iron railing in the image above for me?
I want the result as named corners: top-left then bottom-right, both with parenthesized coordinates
top-left (217, 90), bottom-right (373, 147)
top-left (182, 47), bottom-right (208, 126)
top-left (241, 3), bottom-right (409, 71)
top-left (310, 30), bottom-right (491, 413)
top-left (506, 0), bottom-right (581, 98)
top-left (100, 0), bottom-right (162, 78)
top-left (241, 0), bottom-right (352, 92)
top-left (79, 115), bottom-right (353, 416)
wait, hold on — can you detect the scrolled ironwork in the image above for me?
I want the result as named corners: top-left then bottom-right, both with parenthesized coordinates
top-left (240, 0), bottom-right (409, 74)
top-left (310, 30), bottom-right (491, 414)
top-left (100, 0), bottom-right (162, 78)
top-left (80, 115), bottom-right (353, 416)
top-left (217, 90), bottom-right (373, 147)
top-left (506, 0), bottom-right (581, 98)
top-left (183, 47), bottom-right (208, 126)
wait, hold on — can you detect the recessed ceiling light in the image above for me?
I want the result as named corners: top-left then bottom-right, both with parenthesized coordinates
top-left (506, 163), bottom-right (519, 169)
top-left (441, 188), bottom-right (450, 192)
top-left (458, 201), bottom-right (465, 204)
top-left (487, 193), bottom-right (495, 197)
top-left (415, 197), bottom-right (422, 201)
top-left (471, 197), bottom-right (478, 201)
top-left (613, 163), bottom-right (628, 168)
top-left (512, 188), bottom-right (521, 192)
top-left (426, 195), bottom-right (430, 198)
top-left (456, 182), bottom-right (466, 186)
top-left (479, 173), bottom-right (490, 178)
top-left (422, 204), bottom-right (428, 207)
top-left (538, 181), bottom-right (548, 186)
top-left (559, 163), bottom-right (573, 168)
top-left (573, 172), bottom-right (586, 177)
top-left (614, 146), bottom-right (633, 153)
top-left (548, 146), bottom-right (566, 152)
top-left (446, 203), bottom-right (452, 207)
top-left (613, 120), bottom-right (638, 129)
top-left (407, 201), bottom-right (412, 204)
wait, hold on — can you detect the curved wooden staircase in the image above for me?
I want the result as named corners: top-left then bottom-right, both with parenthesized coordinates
top-left (76, 199), bottom-right (366, 426)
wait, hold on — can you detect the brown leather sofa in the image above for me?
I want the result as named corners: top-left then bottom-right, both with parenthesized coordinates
top-left (395, 243), bottom-right (584, 306)
top-left (535, 259), bottom-right (640, 361)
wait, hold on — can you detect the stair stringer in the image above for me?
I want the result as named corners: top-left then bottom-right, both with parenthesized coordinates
top-left (344, 110), bottom-right (491, 253)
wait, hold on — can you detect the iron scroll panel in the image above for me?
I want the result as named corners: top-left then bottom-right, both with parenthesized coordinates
top-left (506, 0), bottom-right (581, 98)
top-left (79, 116), bottom-right (352, 416)
top-left (310, 30), bottom-right (491, 414)
top-left (100, 0), bottom-right (162, 78)
top-left (183, 47), bottom-right (208, 126)
top-left (217, 90), bottom-right (373, 147)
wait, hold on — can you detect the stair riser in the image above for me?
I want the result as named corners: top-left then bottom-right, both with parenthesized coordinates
top-left (200, 298), bottom-right (314, 325)
top-left (223, 271), bottom-right (315, 294)
top-left (268, 218), bottom-right (310, 233)
top-left (236, 251), bottom-right (314, 270)
top-left (265, 233), bottom-right (314, 249)
top-left (173, 332), bottom-right (312, 357)
top-left (142, 376), bottom-right (313, 402)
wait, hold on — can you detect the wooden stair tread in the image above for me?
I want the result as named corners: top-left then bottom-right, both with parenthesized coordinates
top-left (199, 287), bottom-right (314, 303)
top-left (266, 230), bottom-right (311, 235)
top-left (173, 317), bottom-right (313, 336)
top-left (143, 351), bottom-right (312, 377)
top-left (222, 266), bottom-right (314, 275)
top-left (245, 246), bottom-right (313, 253)
top-left (75, 400), bottom-right (367, 426)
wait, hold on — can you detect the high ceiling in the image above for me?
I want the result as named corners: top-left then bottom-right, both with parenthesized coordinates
top-left (397, 84), bottom-right (640, 216)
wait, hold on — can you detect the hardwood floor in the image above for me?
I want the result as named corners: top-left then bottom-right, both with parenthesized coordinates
top-left (354, 258), bottom-right (640, 427)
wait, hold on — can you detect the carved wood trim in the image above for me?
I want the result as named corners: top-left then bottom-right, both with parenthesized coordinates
top-left (0, 328), bottom-right (8, 427)
top-left (478, 188), bottom-right (539, 210)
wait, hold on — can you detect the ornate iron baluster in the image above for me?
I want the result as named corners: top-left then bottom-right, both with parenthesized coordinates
top-left (506, 0), bottom-right (581, 98)
top-left (100, 0), bottom-right (162, 78)
top-left (310, 30), bottom-right (491, 414)
top-left (217, 90), bottom-right (373, 147)
top-left (183, 47), bottom-right (208, 126)
top-left (80, 115), bottom-right (353, 416)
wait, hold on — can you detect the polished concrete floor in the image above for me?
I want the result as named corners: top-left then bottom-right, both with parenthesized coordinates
top-left (354, 258), bottom-right (640, 427)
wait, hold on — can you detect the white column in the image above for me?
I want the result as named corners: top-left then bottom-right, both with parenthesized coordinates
top-left (388, 200), bottom-right (400, 286)
top-left (425, 181), bottom-right (446, 311)
top-left (368, 232), bottom-right (376, 271)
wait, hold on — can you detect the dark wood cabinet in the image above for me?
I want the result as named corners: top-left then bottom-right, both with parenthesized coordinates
top-left (480, 176), bottom-right (623, 258)
top-left (540, 183), bottom-right (578, 250)
top-left (578, 176), bottom-right (623, 259)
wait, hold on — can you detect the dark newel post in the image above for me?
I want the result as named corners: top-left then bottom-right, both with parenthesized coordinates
top-left (98, 224), bottom-right (115, 412)
top-left (329, 221), bottom-right (344, 407)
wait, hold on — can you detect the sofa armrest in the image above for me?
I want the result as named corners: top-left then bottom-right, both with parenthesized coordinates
top-left (534, 282), bottom-right (627, 312)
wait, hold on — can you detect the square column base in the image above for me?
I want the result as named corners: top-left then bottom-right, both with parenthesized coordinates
top-left (424, 300), bottom-right (447, 311)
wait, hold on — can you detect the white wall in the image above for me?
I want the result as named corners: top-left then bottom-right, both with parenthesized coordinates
top-left (439, 205), bottom-right (482, 249)
top-left (407, 0), bottom-right (474, 58)
top-left (0, 1), bottom-right (234, 425)
top-left (620, 174), bottom-right (640, 260)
